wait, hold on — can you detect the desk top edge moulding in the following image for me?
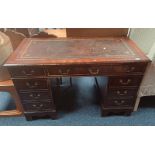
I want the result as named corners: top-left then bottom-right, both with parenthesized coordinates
top-left (4, 37), bottom-right (150, 66)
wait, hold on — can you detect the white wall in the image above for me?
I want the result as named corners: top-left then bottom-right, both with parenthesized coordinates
top-left (129, 28), bottom-right (155, 55)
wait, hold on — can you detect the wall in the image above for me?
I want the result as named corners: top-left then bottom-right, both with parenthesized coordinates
top-left (129, 28), bottom-right (155, 55)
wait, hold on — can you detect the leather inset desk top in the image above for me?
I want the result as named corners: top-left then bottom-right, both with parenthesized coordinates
top-left (5, 37), bottom-right (149, 66)
top-left (22, 38), bottom-right (135, 58)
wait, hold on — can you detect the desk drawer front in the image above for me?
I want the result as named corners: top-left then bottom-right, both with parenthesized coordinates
top-left (108, 88), bottom-right (137, 99)
top-left (47, 66), bottom-right (88, 76)
top-left (112, 63), bottom-right (146, 74)
top-left (13, 79), bottom-right (48, 90)
top-left (105, 98), bottom-right (134, 107)
top-left (109, 75), bottom-right (143, 87)
top-left (22, 100), bottom-right (54, 111)
top-left (46, 66), bottom-right (103, 76)
top-left (20, 91), bottom-right (51, 101)
top-left (46, 65), bottom-right (108, 76)
top-left (8, 66), bottom-right (45, 77)
top-left (47, 66), bottom-right (103, 76)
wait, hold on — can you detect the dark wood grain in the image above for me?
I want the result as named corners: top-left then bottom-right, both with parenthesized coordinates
top-left (4, 37), bottom-right (150, 119)
top-left (5, 37), bottom-right (150, 66)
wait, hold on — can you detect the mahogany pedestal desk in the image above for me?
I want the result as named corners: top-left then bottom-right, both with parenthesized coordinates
top-left (4, 37), bottom-right (150, 121)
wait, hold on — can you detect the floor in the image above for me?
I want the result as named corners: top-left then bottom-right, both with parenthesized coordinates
top-left (0, 77), bottom-right (155, 126)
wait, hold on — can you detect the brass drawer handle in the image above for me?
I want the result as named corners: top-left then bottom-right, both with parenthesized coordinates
top-left (116, 90), bottom-right (128, 95)
top-left (26, 82), bottom-right (38, 88)
top-left (125, 67), bottom-right (135, 72)
top-left (58, 69), bottom-right (70, 75)
top-left (114, 100), bottom-right (125, 105)
top-left (40, 104), bottom-right (43, 107)
top-left (29, 93), bottom-right (41, 99)
top-left (32, 104), bottom-right (43, 108)
top-left (119, 79), bottom-right (131, 85)
top-left (88, 68), bottom-right (99, 75)
top-left (22, 69), bottom-right (35, 76)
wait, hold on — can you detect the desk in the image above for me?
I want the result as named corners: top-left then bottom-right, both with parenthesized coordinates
top-left (4, 37), bottom-right (150, 120)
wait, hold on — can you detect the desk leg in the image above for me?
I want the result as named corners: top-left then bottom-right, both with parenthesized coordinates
top-left (25, 115), bottom-right (32, 121)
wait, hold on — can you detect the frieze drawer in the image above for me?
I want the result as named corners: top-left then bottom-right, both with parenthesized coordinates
top-left (47, 66), bottom-right (89, 76)
top-left (108, 75), bottom-right (143, 87)
top-left (46, 65), bottom-right (110, 76)
top-left (8, 66), bottom-right (45, 78)
top-left (13, 78), bottom-right (48, 91)
top-left (112, 63), bottom-right (147, 74)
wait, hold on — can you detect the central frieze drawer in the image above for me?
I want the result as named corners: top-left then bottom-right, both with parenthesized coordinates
top-left (46, 65), bottom-right (112, 76)
top-left (46, 66), bottom-right (91, 76)
top-left (20, 91), bottom-right (51, 101)
top-left (8, 66), bottom-right (45, 78)
top-left (13, 79), bottom-right (48, 90)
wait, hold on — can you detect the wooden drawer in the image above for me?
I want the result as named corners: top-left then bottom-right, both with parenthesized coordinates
top-left (109, 75), bottom-right (143, 87)
top-left (112, 63), bottom-right (147, 74)
top-left (108, 88), bottom-right (138, 99)
top-left (46, 65), bottom-right (107, 76)
top-left (46, 63), bottom-right (146, 76)
top-left (104, 98), bottom-right (134, 107)
top-left (47, 65), bottom-right (88, 76)
top-left (13, 78), bottom-right (48, 90)
top-left (8, 66), bottom-right (45, 78)
top-left (22, 100), bottom-right (54, 112)
top-left (20, 91), bottom-right (51, 101)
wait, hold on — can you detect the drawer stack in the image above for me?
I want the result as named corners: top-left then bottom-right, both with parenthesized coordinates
top-left (8, 66), bottom-right (57, 121)
top-left (101, 63), bottom-right (147, 116)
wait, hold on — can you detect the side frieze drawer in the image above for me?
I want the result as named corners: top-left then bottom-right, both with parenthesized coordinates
top-left (112, 63), bottom-right (147, 74)
top-left (108, 75), bottom-right (143, 87)
top-left (13, 78), bottom-right (48, 91)
top-left (8, 66), bottom-right (45, 78)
